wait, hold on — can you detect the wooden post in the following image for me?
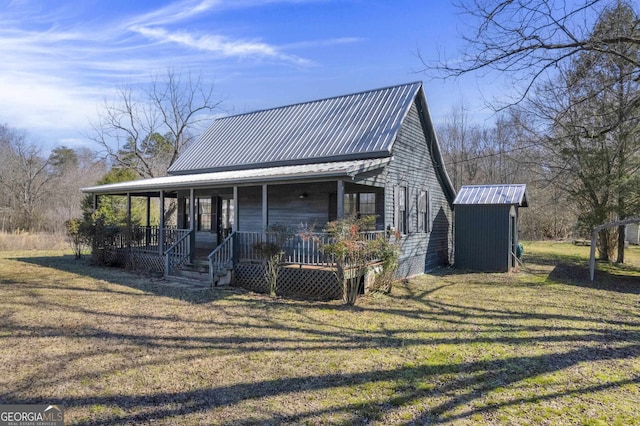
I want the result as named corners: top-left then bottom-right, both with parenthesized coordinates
top-left (337, 180), bottom-right (345, 219)
top-left (126, 193), bottom-right (131, 227)
top-left (189, 188), bottom-right (195, 262)
top-left (126, 193), bottom-right (131, 249)
top-left (589, 230), bottom-right (597, 282)
top-left (145, 196), bottom-right (151, 226)
top-left (158, 190), bottom-right (165, 255)
top-left (145, 196), bottom-right (151, 247)
top-left (233, 186), bottom-right (238, 232)
top-left (262, 184), bottom-right (268, 233)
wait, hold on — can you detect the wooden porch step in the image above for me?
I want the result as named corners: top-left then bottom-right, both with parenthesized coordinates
top-left (174, 266), bottom-right (209, 282)
top-left (166, 274), bottom-right (211, 288)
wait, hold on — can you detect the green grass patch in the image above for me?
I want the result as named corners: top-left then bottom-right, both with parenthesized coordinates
top-left (0, 243), bottom-right (638, 425)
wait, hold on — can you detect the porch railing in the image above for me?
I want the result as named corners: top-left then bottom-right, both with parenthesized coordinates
top-left (112, 226), bottom-right (179, 251)
top-left (208, 231), bottom-right (235, 284)
top-left (235, 231), bottom-right (386, 266)
top-left (164, 229), bottom-right (193, 276)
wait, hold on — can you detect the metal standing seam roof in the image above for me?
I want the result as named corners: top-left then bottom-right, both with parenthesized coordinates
top-left (81, 158), bottom-right (391, 195)
top-left (167, 82), bottom-right (422, 175)
top-left (453, 184), bottom-right (528, 206)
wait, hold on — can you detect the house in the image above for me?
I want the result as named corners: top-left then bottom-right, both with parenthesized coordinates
top-left (453, 184), bottom-right (528, 272)
top-left (82, 82), bottom-right (456, 298)
top-left (626, 223), bottom-right (639, 245)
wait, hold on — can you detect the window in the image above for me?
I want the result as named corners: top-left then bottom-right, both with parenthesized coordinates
top-left (343, 192), bottom-right (377, 229)
top-left (418, 190), bottom-right (429, 233)
top-left (221, 198), bottom-right (234, 231)
top-left (197, 198), bottom-right (212, 231)
top-left (343, 193), bottom-right (376, 217)
top-left (359, 193), bottom-right (376, 217)
top-left (396, 186), bottom-right (407, 234)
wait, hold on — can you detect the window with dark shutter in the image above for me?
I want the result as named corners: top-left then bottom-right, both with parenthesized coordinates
top-left (397, 186), bottom-right (407, 234)
top-left (418, 190), bottom-right (428, 233)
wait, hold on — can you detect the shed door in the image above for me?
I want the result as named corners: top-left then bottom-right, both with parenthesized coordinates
top-left (509, 205), bottom-right (517, 268)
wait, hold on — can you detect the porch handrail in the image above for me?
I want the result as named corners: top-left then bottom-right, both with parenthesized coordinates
top-left (234, 230), bottom-right (387, 266)
top-left (208, 231), bottom-right (235, 285)
top-left (164, 229), bottom-right (193, 276)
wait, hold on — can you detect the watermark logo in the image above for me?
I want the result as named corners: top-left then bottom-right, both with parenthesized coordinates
top-left (0, 404), bottom-right (64, 426)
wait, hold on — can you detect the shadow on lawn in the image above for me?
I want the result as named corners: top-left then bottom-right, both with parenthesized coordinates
top-left (5, 321), bottom-right (639, 425)
top-left (11, 254), bottom-right (242, 304)
top-left (4, 254), bottom-right (640, 424)
top-left (522, 251), bottom-right (640, 294)
top-left (547, 262), bottom-right (640, 294)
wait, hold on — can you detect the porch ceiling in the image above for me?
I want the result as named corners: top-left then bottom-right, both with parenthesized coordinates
top-left (81, 158), bottom-right (390, 195)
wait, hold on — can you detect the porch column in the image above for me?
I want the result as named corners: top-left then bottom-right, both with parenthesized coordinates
top-left (126, 193), bottom-right (131, 249)
top-left (337, 180), bottom-right (345, 219)
top-left (158, 190), bottom-right (165, 255)
top-left (232, 186), bottom-right (238, 232)
top-left (262, 184), bottom-right (268, 232)
top-left (145, 196), bottom-right (151, 247)
top-left (189, 188), bottom-right (196, 262)
top-left (145, 197), bottom-right (151, 226)
top-left (126, 193), bottom-right (131, 228)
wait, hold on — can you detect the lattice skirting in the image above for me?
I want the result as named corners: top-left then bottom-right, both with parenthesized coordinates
top-left (127, 251), bottom-right (165, 275)
top-left (101, 248), bottom-right (165, 276)
top-left (234, 263), bottom-right (341, 300)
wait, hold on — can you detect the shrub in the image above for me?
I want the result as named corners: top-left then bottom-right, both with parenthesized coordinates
top-left (319, 216), bottom-right (399, 305)
top-left (253, 224), bottom-right (294, 297)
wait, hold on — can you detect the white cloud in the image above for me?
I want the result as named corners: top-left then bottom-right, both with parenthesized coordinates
top-left (124, 0), bottom-right (223, 27)
top-left (0, 73), bottom-right (103, 131)
top-left (0, 0), bottom-right (333, 148)
top-left (132, 26), bottom-right (311, 65)
top-left (282, 37), bottom-right (363, 50)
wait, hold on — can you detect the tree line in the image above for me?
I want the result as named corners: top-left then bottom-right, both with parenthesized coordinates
top-left (0, 125), bottom-right (106, 234)
top-left (0, 71), bottom-right (220, 236)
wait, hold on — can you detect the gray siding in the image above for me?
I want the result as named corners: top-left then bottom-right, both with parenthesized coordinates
top-left (237, 186), bottom-right (263, 232)
top-left (455, 205), bottom-right (511, 272)
top-left (385, 101), bottom-right (454, 277)
top-left (237, 182), bottom-right (338, 232)
top-left (268, 182), bottom-right (335, 231)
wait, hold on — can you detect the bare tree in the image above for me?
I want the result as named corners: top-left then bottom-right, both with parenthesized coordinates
top-left (91, 70), bottom-right (223, 178)
top-left (519, 2), bottom-right (640, 259)
top-left (437, 104), bottom-right (486, 189)
top-left (423, 0), bottom-right (640, 107)
top-left (46, 147), bottom-right (106, 234)
top-left (0, 125), bottom-right (54, 231)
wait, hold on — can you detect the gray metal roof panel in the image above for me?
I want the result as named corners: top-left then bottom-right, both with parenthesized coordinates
top-left (82, 158), bottom-right (391, 195)
top-left (168, 82), bottom-right (421, 175)
top-left (453, 184), bottom-right (528, 206)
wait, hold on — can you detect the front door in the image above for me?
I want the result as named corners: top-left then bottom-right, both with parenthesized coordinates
top-left (217, 196), bottom-right (234, 243)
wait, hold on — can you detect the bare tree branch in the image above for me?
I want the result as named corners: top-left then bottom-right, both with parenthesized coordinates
top-left (89, 69), bottom-right (223, 178)
top-left (420, 0), bottom-right (640, 108)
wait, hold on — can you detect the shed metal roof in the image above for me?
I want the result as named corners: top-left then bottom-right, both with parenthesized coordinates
top-left (82, 158), bottom-right (390, 195)
top-left (453, 184), bottom-right (528, 207)
top-left (168, 82), bottom-right (422, 175)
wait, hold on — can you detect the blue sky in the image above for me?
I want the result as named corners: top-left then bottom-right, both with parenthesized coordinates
top-left (0, 0), bottom-right (496, 151)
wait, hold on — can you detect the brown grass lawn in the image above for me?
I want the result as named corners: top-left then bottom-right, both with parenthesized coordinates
top-left (0, 243), bottom-right (639, 425)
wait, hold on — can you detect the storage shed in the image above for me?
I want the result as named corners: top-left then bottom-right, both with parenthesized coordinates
top-left (454, 184), bottom-right (528, 272)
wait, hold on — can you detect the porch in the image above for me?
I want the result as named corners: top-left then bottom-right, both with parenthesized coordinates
top-left (106, 226), bottom-right (386, 299)
top-left (82, 159), bottom-right (391, 299)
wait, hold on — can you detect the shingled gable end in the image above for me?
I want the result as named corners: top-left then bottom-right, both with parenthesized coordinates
top-left (82, 82), bottom-right (456, 297)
